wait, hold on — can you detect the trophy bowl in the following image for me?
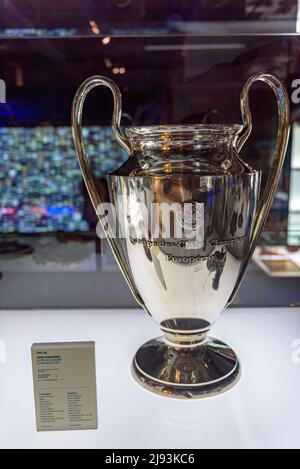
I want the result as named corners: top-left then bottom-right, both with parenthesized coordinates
top-left (72, 73), bottom-right (289, 398)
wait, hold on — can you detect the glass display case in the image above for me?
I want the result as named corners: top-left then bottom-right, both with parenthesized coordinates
top-left (0, 0), bottom-right (299, 308)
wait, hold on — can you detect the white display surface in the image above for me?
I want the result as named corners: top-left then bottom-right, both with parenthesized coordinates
top-left (0, 307), bottom-right (300, 449)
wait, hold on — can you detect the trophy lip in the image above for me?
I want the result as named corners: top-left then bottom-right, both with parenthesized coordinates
top-left (124, 124), bottom-right (243, 138)
top-left (108, 170), bottom-right (261, 180)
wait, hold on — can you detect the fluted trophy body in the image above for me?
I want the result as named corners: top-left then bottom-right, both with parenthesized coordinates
top-left (72, 73), bottom-right (289, 398)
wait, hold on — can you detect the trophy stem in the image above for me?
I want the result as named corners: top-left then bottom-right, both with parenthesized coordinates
top-left (132, 336), bottom-right (241, 399)
top-left (160, 317), bottom-right (211, 347)
top-left (161, 328), bottom-right (209, 348)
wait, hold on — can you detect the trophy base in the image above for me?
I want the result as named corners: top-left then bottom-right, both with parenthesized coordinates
top-left (132, 336), bottom-right (240, 399)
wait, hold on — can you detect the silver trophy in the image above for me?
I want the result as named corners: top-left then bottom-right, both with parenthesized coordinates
top-left (72, 73), bottom-right (289, 398)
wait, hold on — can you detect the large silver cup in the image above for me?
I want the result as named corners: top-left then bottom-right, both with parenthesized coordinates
top-left (72, 73), bottom-right (289, 398)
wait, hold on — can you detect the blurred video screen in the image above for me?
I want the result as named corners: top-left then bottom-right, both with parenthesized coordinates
top-left (0, 126), bottom-right (127, 233)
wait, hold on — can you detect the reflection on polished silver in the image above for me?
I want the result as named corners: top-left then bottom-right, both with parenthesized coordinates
top-left (132, 337), bottom-right (240, 399)
top-left (72, 72), bottom-right (290, 399)
top-left (109, 173), bottom-right (259, 332)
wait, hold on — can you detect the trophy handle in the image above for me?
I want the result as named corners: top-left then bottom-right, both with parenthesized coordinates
top-left (228, 72), bottom-right (290, 304)
top-left (72, 76), bottom-right (144, 307)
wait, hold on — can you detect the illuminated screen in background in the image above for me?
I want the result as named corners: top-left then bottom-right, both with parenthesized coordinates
top-left (0, 126), bottom-right (127, 233)
top-left (289, 123), bottom-right (300, 246)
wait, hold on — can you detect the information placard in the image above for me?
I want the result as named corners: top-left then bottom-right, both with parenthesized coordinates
top-left (31, 342), bottom-right (98, 431)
